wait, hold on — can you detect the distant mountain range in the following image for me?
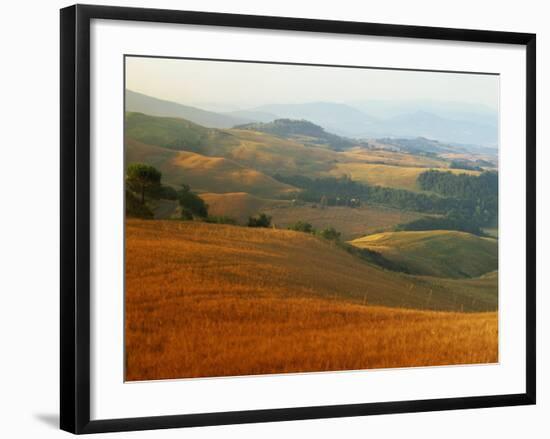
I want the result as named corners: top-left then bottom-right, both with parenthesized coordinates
top-left (127, 89), bottom-right (498, 148)
top-left (241, 102), bottom-right (379, 138)
top-left (373, 111), bottom-right (497, 147)
top-left (126, 90), bottom-right (250, 129)
top-left (348, 100), bottom-right (498, 126)
top-left (237, 103), bottom-right (497, 147)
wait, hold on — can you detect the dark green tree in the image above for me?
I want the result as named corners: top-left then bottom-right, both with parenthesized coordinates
top-left (288, 221), bottom-right (314, 233)
top-left (178, 184), bottom-right (208, 219)
top-left (247, 213), bottom-right (272, 228)
top-left (318, 227), bottom-right (341, 241)
top-left (126, 163), bottom-right (162, 204)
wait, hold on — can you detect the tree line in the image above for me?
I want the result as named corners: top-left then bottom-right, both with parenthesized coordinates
top-left (273, 171), bottom-right (498, 235)
top-left (273, 174), bottom-right (477, 214)
top-left (125, 163), bottom-right (209, 220)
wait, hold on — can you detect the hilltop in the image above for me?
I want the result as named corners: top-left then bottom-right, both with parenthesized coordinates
top-left (234, 118), bottom-right (356, 150)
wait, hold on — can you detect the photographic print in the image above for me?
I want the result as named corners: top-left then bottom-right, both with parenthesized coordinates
top-left (124, 56), bottom-right (499, 382)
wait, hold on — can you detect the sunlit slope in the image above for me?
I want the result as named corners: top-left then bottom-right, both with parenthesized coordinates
top-left (125, 219), bottom-right (498, 380)
top-left (125, 112), bottom-right (341, 176)
top-left (125, 138), bottom-right (295, 197)
top-left (125, 220), bottom-right (495, 311)
top-left (125, 113), bottom-right (483, 191)
top-left (329, 162), bottom-right (481, 191)
top-left (226, 129), bottom-right (339, 176)
top-left (341, 147), bottom-right (450, 168)
top-left (350, 230), bottom-right (498, 278)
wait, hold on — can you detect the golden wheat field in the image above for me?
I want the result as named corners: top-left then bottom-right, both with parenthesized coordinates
top-left (125, 219), bottom-right (498, 381)
top-left (328, 162), bottom-right (481, 192)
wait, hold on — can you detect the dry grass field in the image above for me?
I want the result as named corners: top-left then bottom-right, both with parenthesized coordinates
top-left (198, 192), bottom-right (289, 224)
top-left (340, 147), bottom-right (449, 168)
top-left (198, 193), bottom-right (427, 237)
top-left (328, 162), bottom-right (481, 192)
top-left (125, 219), bottom-right (498, 381)
top-left (125, 138), bottom-right (296, 197)
top-left (263, 204), bottom-right (426, 240)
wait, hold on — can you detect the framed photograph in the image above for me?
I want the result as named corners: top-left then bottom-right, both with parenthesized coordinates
top-left (60, 4), bottom-right (536, 434)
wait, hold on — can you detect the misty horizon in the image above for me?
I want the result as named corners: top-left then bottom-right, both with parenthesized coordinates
top-left (126, 56), bottom-right (499, 112)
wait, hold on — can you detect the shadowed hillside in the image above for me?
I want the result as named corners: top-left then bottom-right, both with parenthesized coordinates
top-left (125, 111), bottom-right (240, 155)
top-left (350, 230), bottom-right (498, 278)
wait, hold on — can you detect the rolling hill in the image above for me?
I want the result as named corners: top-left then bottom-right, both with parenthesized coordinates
top-left (126, 91), bottom-right (498, 147)
top-left (125, 113), bottom-right (483, 192)
top-left (126, 112), bottom-right (343, 177)
top-left (125, 111), bottom-right (240, 155)
top-left (234, 118), bottom-right (356, 150)
top-left (350, 230), bottom-right (498, 278)
top-left (126, 90), bottom-right (251, 128)
top-left (125, 219), bottom-right (497, 380)
top-left (125, 138), bottom-right (296, 197)
top-left (127, 220), bottom-right (497, 312)
top-left (252, 102), bottom-right (379, 137)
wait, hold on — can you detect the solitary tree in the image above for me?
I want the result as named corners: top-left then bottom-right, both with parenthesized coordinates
top-left (126, 163), bottom-right (162, 205)
top-left (247, 213), bottom-right (272, 228)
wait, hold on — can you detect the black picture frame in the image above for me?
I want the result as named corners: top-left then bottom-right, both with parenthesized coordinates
top-left (60, 4), bottom-right (536, 434)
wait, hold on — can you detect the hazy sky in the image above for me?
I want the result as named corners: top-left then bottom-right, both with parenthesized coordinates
top-left (125, 56), bottom-right (499, 111)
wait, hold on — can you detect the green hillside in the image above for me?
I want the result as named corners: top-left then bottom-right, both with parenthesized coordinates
top-left (125, 112), bottom-right (342, 176)
top-left (350, 230), bottom-right (498, 278)
top-left (125, 112), bottom-right (240, 155)
top-left (234, 118), bottom-right (356, 150)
